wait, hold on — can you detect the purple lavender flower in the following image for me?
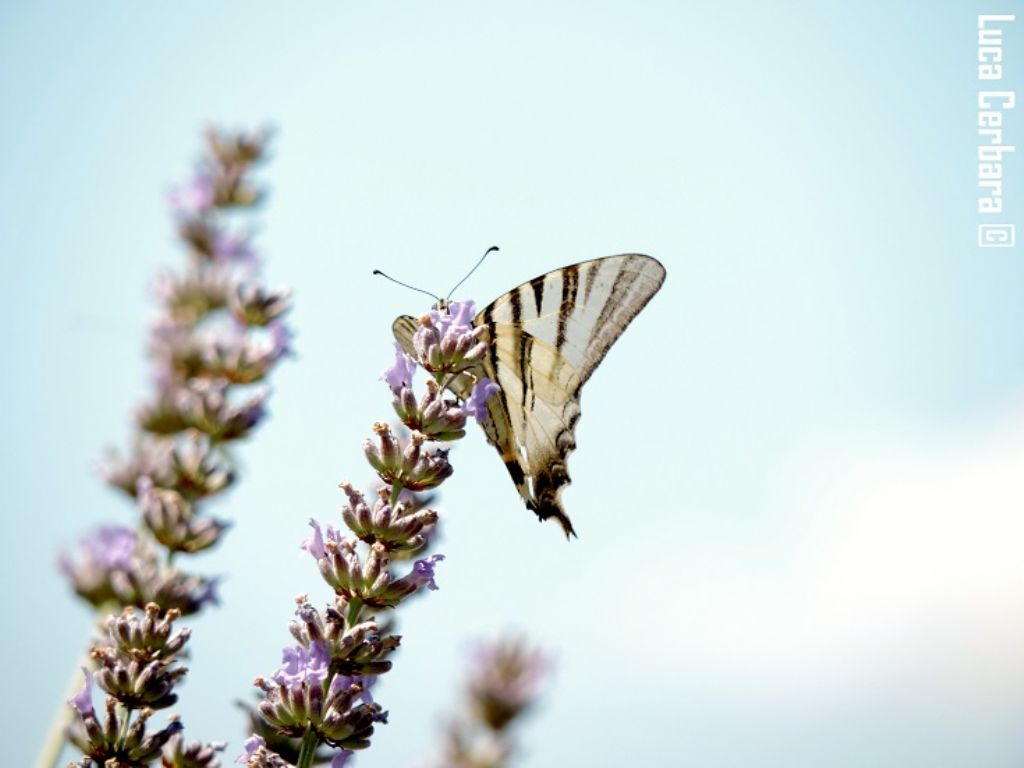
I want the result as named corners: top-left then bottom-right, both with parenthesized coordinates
top-left (272, 642), bottom-right (330, 690)
top-left (267, 320), bottom-right (293, 359)
top-left (301, 518), bottom-right (327, 560)
top-left (58, 127), bottom-right (288, 768)
top-left (236, 734), bottom-right (266, 764)
top-left (301, 518), bottom-right (348, 563)
top-left (169, 172), bottom-right (216, 214)
top-left (382, 343), bottom-right (417, 394)
top-left (61, 526), bottom-right (137, 574)
top-left (428, 636), bottom-right (550, 767)
top-left (213, 231), bottom-right (258, 265)
top-left (412, 300), bottom-right (487, 375)
top-left (235, 734), bottom-right (290, 767)
top-left (432, 300), bottom-right (476, 337)
top-left (67, 668), bottom-right (94, 718)
top-left (410, 554), bottom-right (445, 591)
top-left (464, 377), bottom-right (500, 422)
top-left (247, 287), bottom-right (496, 766)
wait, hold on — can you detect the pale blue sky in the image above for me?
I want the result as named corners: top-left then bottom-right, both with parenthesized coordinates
top-left (3, 2), bottom-right (1024, 766)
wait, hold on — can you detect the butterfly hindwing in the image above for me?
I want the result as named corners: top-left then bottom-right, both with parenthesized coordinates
top-left (392, 253), bottom-right (666, 538)
top-left (476, 324), bottom-right (580, 536)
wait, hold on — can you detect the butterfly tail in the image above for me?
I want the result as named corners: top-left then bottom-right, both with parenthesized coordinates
top-left (501, 454), bottom-right (577, 539)
top-left (529, 499), bottom-right (578, 540)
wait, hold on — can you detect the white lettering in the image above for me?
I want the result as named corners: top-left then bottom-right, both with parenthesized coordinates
top-left (979, 197), bottom-right (1002, 214)
top-left (979, 144), bottom-right (1017, 161)
top-left (979, 45), bottom-right (1004, 62)
top-left (979, 111), bottom-right (1004, 128)
top-left (979, 91), bottom-right (1016, 109)
top-left (979, 163), bottom-right (1003, 179)
top-left (979, 14), bottom-right (1017, 27)
top-left (979, 63), bottom-right (1002, 80)
top-left (976, 15), bottom-right (1015, 219)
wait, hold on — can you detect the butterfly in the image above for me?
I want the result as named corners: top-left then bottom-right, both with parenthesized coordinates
top-left (392, 253), bottom-right (666, 538)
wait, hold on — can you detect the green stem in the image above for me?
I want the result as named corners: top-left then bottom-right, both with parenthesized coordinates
top-left (346, 597), bottom-right (363, 628)
top-left (296, 726), bottom-right (319, 768)
top-left (390, 481), bottom-right (404, 506)
top-left (118, 703), bottom-right (135, 743)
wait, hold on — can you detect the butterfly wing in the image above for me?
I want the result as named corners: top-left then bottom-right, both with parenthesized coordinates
top-left (476, 254), bottom-right (666, 537)
top-left (392, 253), bottom-right (666, 538)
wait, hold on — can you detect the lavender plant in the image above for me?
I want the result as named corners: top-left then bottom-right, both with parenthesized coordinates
top-left (237, 303), bottom-right (500, 768)
top-left (49, 126), bottom-right (291, 768)
top-left (429, 638), bottom-right (549, 768)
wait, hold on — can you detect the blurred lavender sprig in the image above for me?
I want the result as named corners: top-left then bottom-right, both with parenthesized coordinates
top-left (53, 126), bottom-right (290, 768)
top-left (429, 637), bottom-right (549, 768)
top-left (239, 302), bottom-right (500, 768)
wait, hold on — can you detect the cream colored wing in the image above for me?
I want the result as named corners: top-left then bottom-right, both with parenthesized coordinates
top-left (475, 254), bottom-right (666, 537)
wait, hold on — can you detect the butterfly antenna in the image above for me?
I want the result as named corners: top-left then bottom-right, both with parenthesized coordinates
top-left (372, 270), bottom-right (443, 303)
top-left (445, 245), bottom-right (499, 302)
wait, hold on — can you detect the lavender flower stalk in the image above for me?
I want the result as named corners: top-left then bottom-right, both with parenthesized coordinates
top-left (240, 301), bottom-right (499, 768)
top-left (48, 126), bottom-right (291, 768)
top-left (429, 638), bottom-right (549, 768)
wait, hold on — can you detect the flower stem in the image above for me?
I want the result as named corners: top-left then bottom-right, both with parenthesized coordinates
top-left (32, 649), bottom-right (89, 768)
top-left (296, 726), bottom-right (319, 768)
top-left (347, 597), bottom-right (363, 628)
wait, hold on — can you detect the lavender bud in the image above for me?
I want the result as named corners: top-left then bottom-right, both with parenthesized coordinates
top-left (197, 326), bottom-right (289, 385)
top-left (206, 125), bottom-right (268, 166)
top-left (105, 603), bottom-right (191, 659)
top-left (175, 217), bottom-right (221, 261)
top-left (174, 380), bottom-right (267, 441)
top-left (139, 479), bottom-right (229, 554)
top-left (255, 643), bottom-right (387, 750)
top-left (167, 432), bottom-right (235, 500)
top-left (363, 422), bottom-right (402, 477)
top-left (288, 598), bottom-right (400, 678)
top-left (92, 605), bottom-right (189, 711)
top-left (99, 438), bottom-right (177, 498)
top-left (365, 428), bottom-right (454, 491)
top-left (162, 733), bottom-right (226, 768)
top-left (390, 385), bottom-right (419, 427)
top-left (156, 267), bottom-right (230, 325)
top-left (392, 379), bottom-right (467, 441)
top-left (69, 699), bottom-right (184, 766)
top-left (137, 391), bottom-right (192, 436)
top-left (411, 301), bottom-right (488, 376)
top-left (229, 283), bottom-right (291, 327)
top-left (341, 483), bottom-right (438, 553)
top-left (468, 637), bottom-right (549, 731)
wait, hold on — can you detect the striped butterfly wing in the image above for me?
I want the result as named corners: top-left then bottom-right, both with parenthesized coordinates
top-left (476, 254), bottom-right (666, 537)
top-left (393, 253), bottom-right (666, 538)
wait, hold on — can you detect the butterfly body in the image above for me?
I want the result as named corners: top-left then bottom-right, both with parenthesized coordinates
top-left (393, 253), bottom-right (666, 538)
